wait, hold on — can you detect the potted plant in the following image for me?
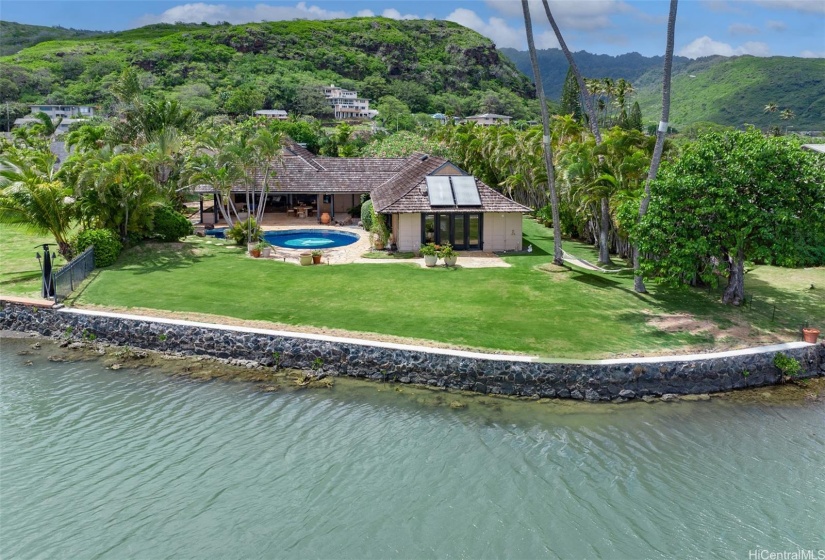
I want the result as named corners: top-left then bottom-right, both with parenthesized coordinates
top-left (257, 240), bottom-right (272, 258)
top-left (311, 249), bottom-right (323, 264)
top-left (250, 245), bottom-right (261, 258)
top-left (420, 242), bottom-right (438, 267)
top-left (299, 252), bottom-right (312, 266)
top-left (438, 243), bottom-right (457, 267)
top-left (802, 325), bottom-right (820, 344)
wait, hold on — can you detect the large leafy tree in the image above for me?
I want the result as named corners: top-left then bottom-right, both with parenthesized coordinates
top-left (0, 148), bottom-right (75, 258)
top-left (638, 130), bottom-right (825, 305)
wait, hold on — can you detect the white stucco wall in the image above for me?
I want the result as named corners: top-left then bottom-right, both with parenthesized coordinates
top-left (394, 212), bottom-right (523, 252)
top-left (397, 213), bottom-right (421, 252)
top-left (483, 213), bottom-right (523, 252)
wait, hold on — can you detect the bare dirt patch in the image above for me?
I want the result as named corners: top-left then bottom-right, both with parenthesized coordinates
top-left (645, 312), bottom-right (786, 347)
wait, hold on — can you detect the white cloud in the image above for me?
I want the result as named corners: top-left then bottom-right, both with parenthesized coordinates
top-left (678, 36), bottom-right (771, 58)
top-left (754, 0), bottom-right (825, 14)
top-left (135, 2), bottom-right (353, 26)
top-left (446, 8), bottom-right (527, 49)
top-left (484, 0), bottom-right (628, 31)
top-left (381, 8), bottom-right (420, 20)
top-left (800, 49), bottom-right (825, 57)
top-left (766, 19), bottom-right (788, 31)
top-left (356, 9), bottom-right (375, 17)
top-left (728, 23), bottom-right (760, 35)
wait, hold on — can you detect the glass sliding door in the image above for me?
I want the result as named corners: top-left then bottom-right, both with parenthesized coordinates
top-left (439, 214), bottom-right (450, 245)
top-left (468, 214), bottom-right (481, 249)
top-left (453, 215), bottom-right (466, 249)
top-left (423, 214), bottom-right (435, 243)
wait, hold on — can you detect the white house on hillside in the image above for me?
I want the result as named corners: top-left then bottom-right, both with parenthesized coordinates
top-left (322, 84), bottom-right (377, 120)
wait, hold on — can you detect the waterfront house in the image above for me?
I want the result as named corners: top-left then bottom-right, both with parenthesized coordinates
top-left (193, 142), bottom-right (528, 252)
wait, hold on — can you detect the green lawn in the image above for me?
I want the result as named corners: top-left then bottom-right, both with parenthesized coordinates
top-left (0, 224), bottom-right (68, 298)
top-left (44, 218), bottom-right (822, 358)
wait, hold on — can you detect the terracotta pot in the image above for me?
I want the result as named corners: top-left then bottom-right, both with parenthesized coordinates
top-left (423, 254), bottom-right (438, 267)
top-left (312, 254), bottom-right (322, 264)
top-left (299, 252), bottom-right (312, 266)
top-left (802, 328), bottom-right (820, 343)
top-left (374, 239), bottom-right (385, 250)
top-left (320, 212), bottom-right (331, 225)
top-left (250, 249), bottom-right (261, 258)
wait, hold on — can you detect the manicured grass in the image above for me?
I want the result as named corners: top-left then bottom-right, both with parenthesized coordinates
top-left (360, 251), bottom-right (417, 259)
top-left (0, 224), bottom-right (68, 298)
top-left (65, 219), bottom-right (824, 358)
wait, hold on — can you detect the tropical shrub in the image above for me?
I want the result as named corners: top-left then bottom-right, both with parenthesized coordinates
top-left (73, 228), bottom-right (122, 267)
top-left (152, 205), bottom-right (193, 241)
top-left (226, 217), bottom-right (260, 245)
top-left (419, 242), bottom-right (437, 256)
top-left (361, 199), bottom-right (374, 232)
top-left (773, 353), bottom-right (801, 377)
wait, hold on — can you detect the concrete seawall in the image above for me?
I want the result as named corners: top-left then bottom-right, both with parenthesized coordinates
top-left (2, 301), bottom-right (823, 402)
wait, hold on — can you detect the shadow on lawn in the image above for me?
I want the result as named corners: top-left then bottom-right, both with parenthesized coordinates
top-left (740, 275), bottom-right (823, 329)
top-left (113, 246), bottom-right (212, 275)
top-left (0, 271), bottom-right (40, 286)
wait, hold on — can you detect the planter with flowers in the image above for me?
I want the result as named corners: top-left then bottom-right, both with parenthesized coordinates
top-left (311, 249), bottom-right (323, 264)
top-left (420, 243), bottom-right (438, 267)
top-left (438, 243), bottom-right (457, 267)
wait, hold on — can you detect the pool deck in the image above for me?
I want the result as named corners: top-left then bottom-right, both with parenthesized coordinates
top-left (198, 214), bottom-right (509, 268)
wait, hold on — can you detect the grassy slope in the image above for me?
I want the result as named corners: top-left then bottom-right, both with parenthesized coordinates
top-left (633, 56), bottom-right (825, 130)
top-left (502, 47), bottom-right (825, 129)
top-left (0, 224), bottom-right (68, 297)
top-left (0, 21), bottom-right (101, 56)
top-left (0, 18), bottom-right (532, 108)
top-left (58, 219), bottom-right (824, 359)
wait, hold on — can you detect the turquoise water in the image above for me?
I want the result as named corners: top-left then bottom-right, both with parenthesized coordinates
top-left (1, 337), bottom-right (823, 559)
top-left (264, 229), bottom-right (359, 249)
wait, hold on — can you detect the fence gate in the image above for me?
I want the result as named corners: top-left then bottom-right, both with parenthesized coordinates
top-left (53, 246), bottom-right (95, 303)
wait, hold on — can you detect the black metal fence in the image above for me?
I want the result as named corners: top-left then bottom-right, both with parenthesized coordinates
top-left (53, 246), bottom-right (94, 303)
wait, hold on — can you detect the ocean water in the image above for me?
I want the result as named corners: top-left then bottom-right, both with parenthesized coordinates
top-left (1, 337), bottom-right (823, 559)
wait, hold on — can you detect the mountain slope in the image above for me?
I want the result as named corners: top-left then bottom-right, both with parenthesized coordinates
top-left (0, 18), bottom-right (534, 117)
top-left (633, 56), bottom-right (825, 130)
top-left (503, 47), bottom-right (824, 129)
top-left (0, 21), bottom-right (101, 56)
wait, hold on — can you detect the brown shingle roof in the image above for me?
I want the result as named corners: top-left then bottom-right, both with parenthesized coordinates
top-left (372, 154), bottom-right (530, 214)
top-left (192, 140), bottom-right (528, 214)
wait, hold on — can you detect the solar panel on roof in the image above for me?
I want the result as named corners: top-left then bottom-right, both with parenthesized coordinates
top-left (426, 176), bottom-right (455, 206)
top-left (450, 176), bottom-right (482, 206)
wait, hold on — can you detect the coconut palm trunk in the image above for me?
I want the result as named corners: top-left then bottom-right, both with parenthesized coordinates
top-left (521, 0), bottom-right (563, 265)
top-left (634, 0), bottom-right (679, 293)
top-left (539, 0), bottom-right (612, 263)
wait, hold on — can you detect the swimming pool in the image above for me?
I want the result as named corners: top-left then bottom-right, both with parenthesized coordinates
top-left (204, 228), bottom-right (226, 239)
top-left (263, 229), bottom-right (360, 249)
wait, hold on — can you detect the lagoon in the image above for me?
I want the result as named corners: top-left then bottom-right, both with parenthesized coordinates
top-left (1, 337), bottom-right (823, 559)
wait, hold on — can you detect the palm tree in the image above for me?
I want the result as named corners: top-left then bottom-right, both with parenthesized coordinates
top-left (540, 0), bottom-right (601, 143)
top-left (763, 103), bottom-right (778, 114)
top-left (780, 108), bottom-right (795, 121)
top-left (522, 0), bottom-right (563, 264)
top-left (539, 0), bottom-right (613, 263)
top-left (29, 111), bottom-right (63, 139)
top-left (634, 0), bottom-right (679, 293)
top-left (0, 149), bottom-right (75, 258)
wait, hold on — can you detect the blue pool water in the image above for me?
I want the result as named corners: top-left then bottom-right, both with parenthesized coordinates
top-left (264, 229), bottom-right (359, 249)
top-left (204, 228), bottom-right (226, 239)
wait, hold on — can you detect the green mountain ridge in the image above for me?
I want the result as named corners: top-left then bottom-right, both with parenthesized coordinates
top-left (0, 21), bottom-right (102, 56)
top-left (0, 18), bottom-right (534, 118)
top-left (502, 47), bottom-right (824, 129)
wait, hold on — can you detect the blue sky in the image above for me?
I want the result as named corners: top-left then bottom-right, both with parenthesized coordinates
top-left (2, 0), bottom-right (823, 58)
